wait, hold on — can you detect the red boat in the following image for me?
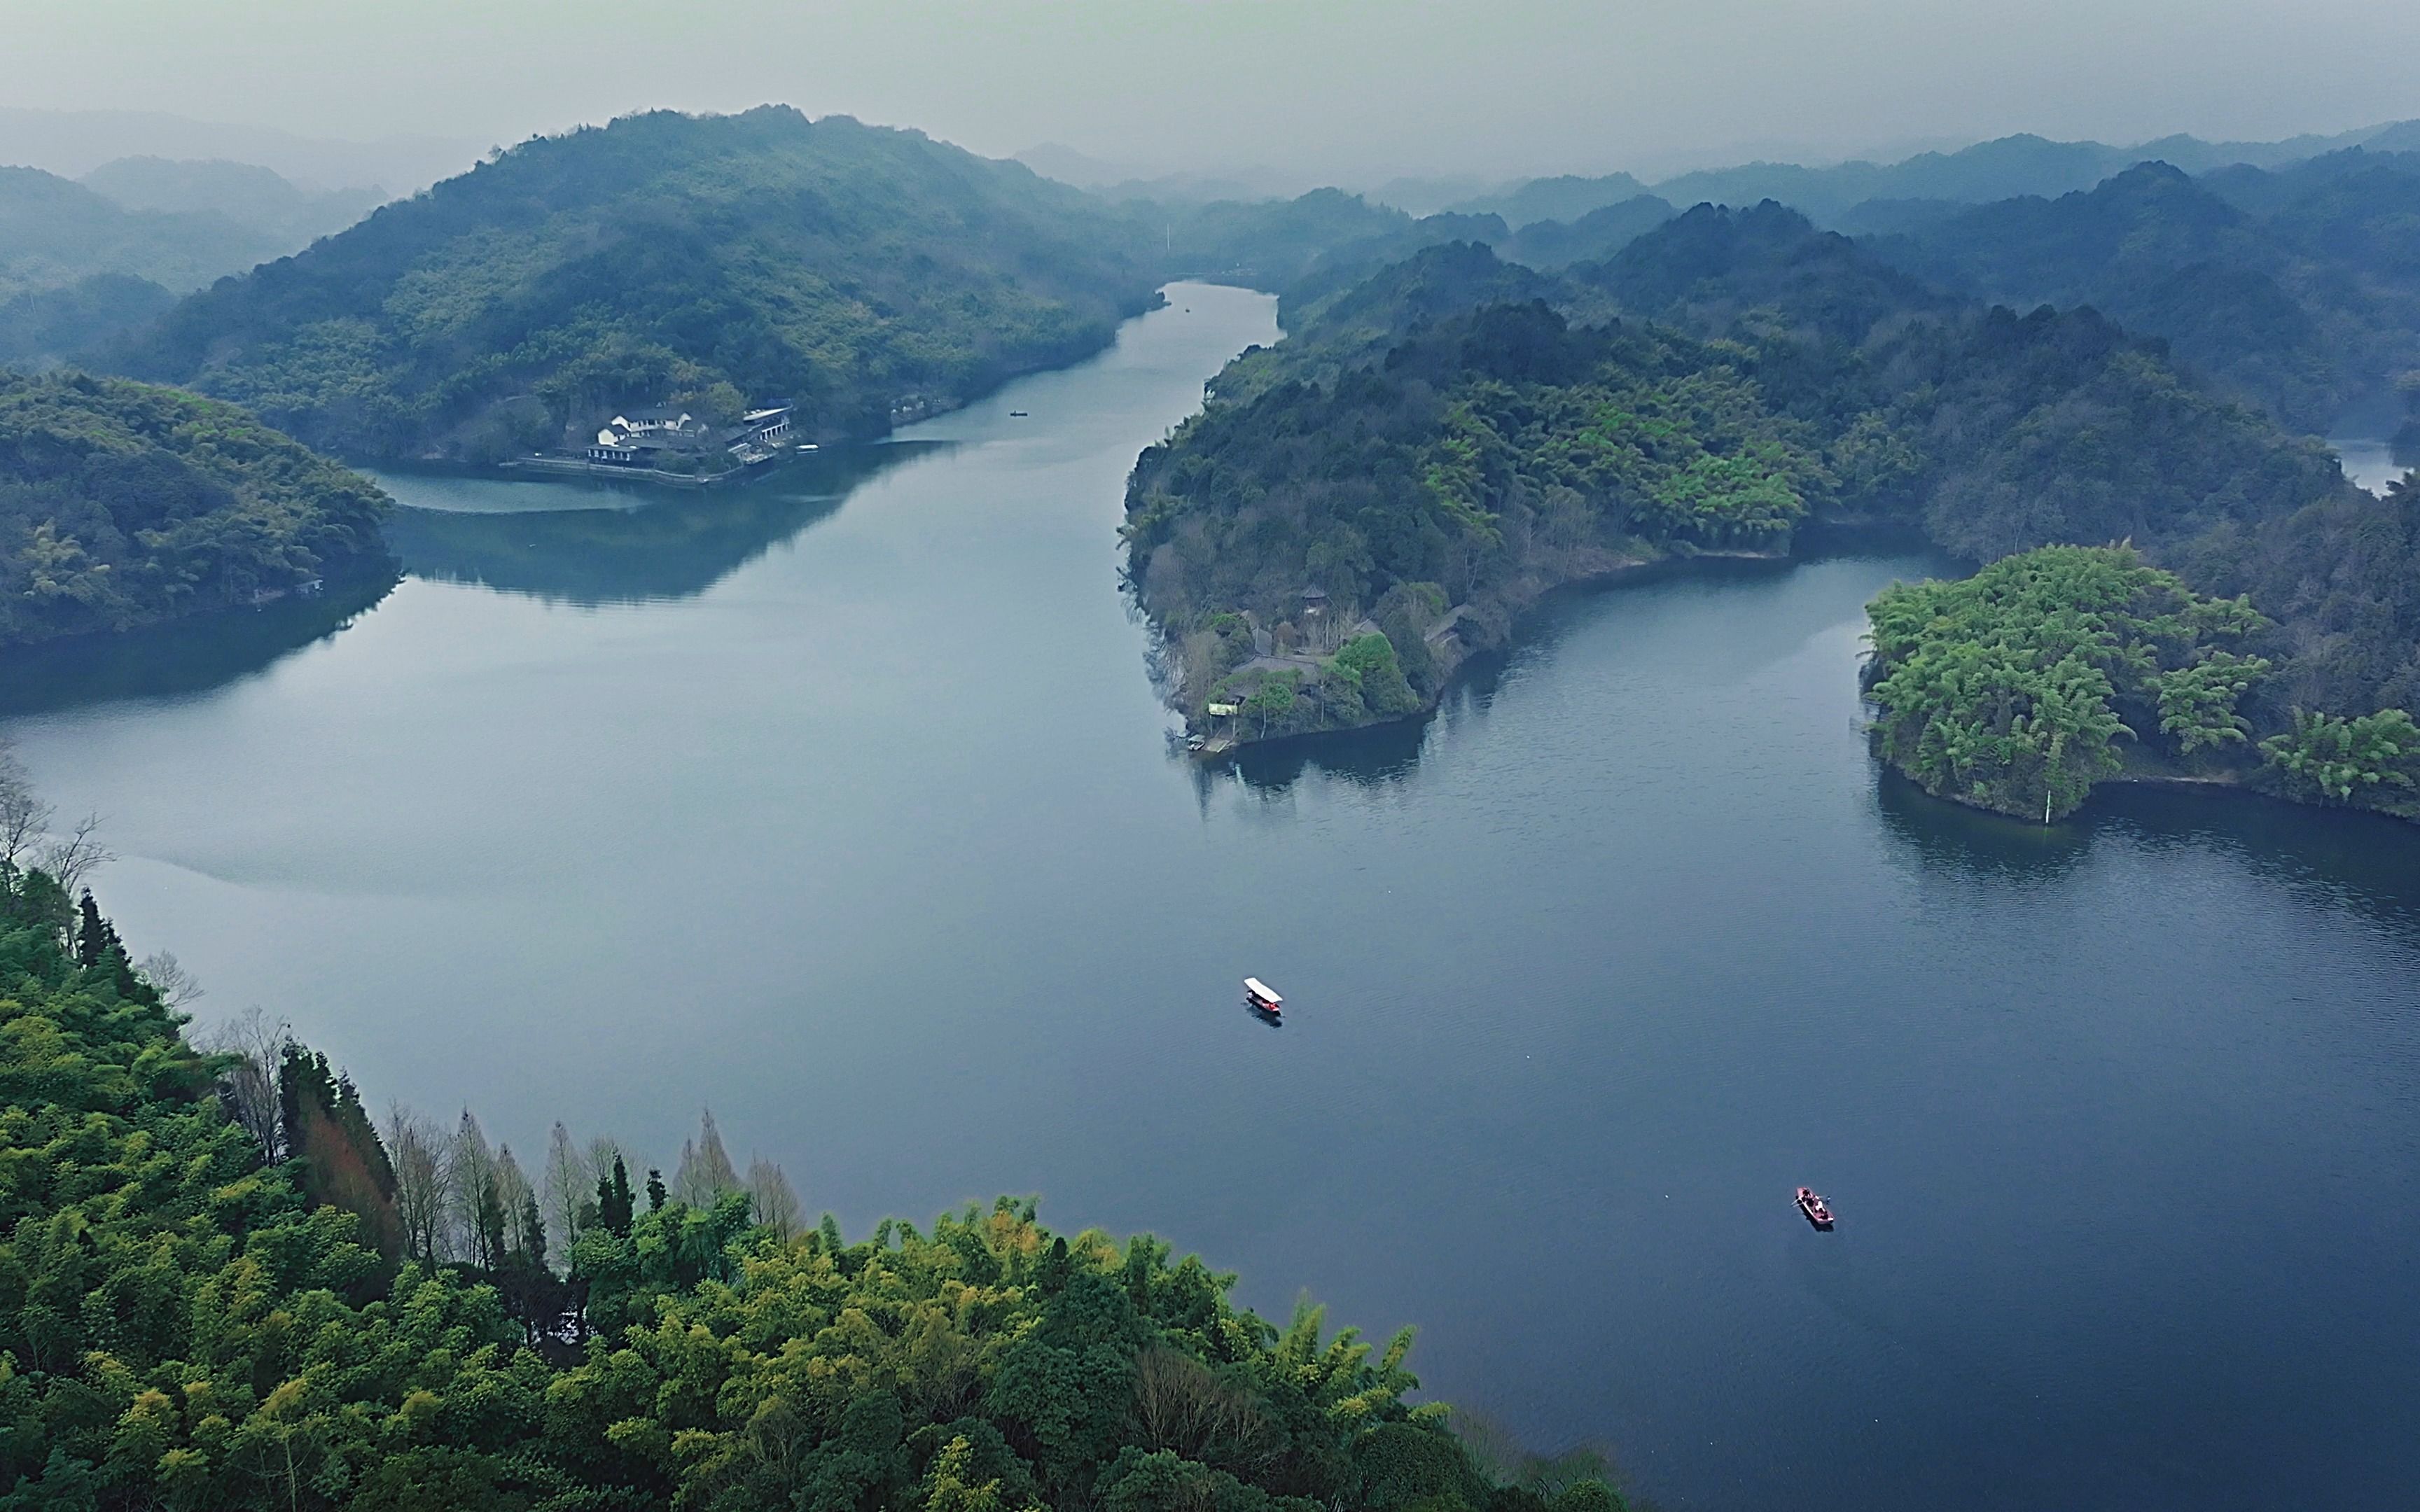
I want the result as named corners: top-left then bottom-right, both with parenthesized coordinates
top-left (1796, 1187), bottom-right (1835, 1230)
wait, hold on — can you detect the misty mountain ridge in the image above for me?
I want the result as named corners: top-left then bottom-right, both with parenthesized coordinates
top-left (0, 155), bottom-right (401, 368)
top-left (79, 157), bottom-right (388, 246)
top-left (0, 106), bottom-right (473, 192)
top-left (0, 165), bottom-right (282, 302)
top-left (1861, 151), bottom-right (2420, 428)
top-left (1042, 117), bottom-right (2420, 237)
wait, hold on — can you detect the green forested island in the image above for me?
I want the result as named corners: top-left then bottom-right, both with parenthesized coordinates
top-left (1868, 543), bottom-right (2419, 821)
top-left (104, 108), bottom-right (1162, 461)
top-left (0, 830), bottom-right (1622, 1511)
top-left (0, 371), bottom-right (389, 646)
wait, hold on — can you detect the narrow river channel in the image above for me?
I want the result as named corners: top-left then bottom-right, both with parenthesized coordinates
top-left (4, 284), bottom-right (2416, 1511)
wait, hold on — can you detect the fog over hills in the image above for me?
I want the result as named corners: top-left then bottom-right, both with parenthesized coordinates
top-left (0, 107), bottom-right (477, 192)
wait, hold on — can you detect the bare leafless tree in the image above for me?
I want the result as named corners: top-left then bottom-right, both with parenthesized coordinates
top-left (585, 1135), bottom-right (626, 1187)
top-left (200, 1007), bottom-right (291, 1162)
top-left (493, 1144), bottom-right (541, 1256)
top-left (744, 1157), bottom-right (802, 1240)
top-left (1134, 1345), bottom-right (1272, 1465)
top-left (136, 950), bottom-right (204, 1010)
top-left (36, 812), bottom-right (112, 897)
top-left (0, 739), bottom-right (46, 869)
top-left (448, 1112), bottom-right (499, 1266)
top-left (672, 1108), bottom-right (740, 1205)
top-left (540, 1122), bottom-right (594, 1259)
top-left (385, 1104), bottom-right (452, 1264)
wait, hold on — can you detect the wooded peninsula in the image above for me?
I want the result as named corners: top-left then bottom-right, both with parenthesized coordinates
top-left (1126, 205), bottom-right (2420, 821)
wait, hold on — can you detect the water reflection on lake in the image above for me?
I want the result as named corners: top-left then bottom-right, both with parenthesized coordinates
top-left (370, 444), bottom-right (939, 606)
top-left (2, 286), bottom-right (2418, 1512)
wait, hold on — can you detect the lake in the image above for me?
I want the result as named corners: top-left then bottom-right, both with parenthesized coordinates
top-left (5, 284), bottom-right (2419, 1511)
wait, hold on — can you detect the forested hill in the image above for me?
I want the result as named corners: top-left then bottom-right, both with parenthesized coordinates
top-left (0, 844), bottom-right (1623, 1511)
top-left (1861, 152), bottom-right (2420, 430)
top-left (0, 164), bottom-right (279, 302)
top-left (0, 371), bottom-right (389, 646)
top-left (1127, 211), bottom-right (2418, 774)
top-left (104, 107), bottom-right (1162, 461)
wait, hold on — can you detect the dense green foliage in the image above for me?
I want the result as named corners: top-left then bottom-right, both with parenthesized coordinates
top-left (1864, 547), bottom-right (2272, 820)
top-left (0, 372), bottom-right (389, 645)
top-left (0, 276), bottom-right (176, 371)
top-left (2257, 706), bottom-right (2420, 813)
top-left (106, 108), bottom-right (1160, 461)
top-left (0, 850), bottom-right (1620, 1511)
top-left (1129, 204), bottom-right (2383, 745)
top-left (1129, 286), bottom-right (1834, 736)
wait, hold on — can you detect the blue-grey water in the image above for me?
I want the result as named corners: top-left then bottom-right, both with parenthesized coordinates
top-left (2330, 434), bottom-right (2411, 494)
top-left (5, 284), bottom-right (2419, 1511)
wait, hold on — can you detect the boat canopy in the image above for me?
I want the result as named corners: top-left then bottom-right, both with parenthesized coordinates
top-left (1243, 977), bottom-right (1281, 1004)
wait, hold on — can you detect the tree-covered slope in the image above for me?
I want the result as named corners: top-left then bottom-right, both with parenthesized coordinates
top-left (1126, 209), bottom-right (2413, 760)
top-left (1867, 155), bottom-right (2420, 430)
top-left (0, 372), bottom-right (389, 646)
top-left (105, 108), bottom-right (1162, 461)
top-left (0, 274), bottom-right (176, 370)
top-left (0, 834), bottom-right (1622, 1511)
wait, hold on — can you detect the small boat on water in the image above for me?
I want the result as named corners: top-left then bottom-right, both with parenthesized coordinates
top-left (1008, 410), bottom-right (1029, 417)
top-left (1795, 1187), bottom-right (1835, 1230)
top-left (1243, 977), bottom-right (1282, 1014)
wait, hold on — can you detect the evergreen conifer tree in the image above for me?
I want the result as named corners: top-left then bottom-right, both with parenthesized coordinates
top-left (599, 1155), bottom-right (634, 1235)
top-left (645, 1168), bottom-right (667, 1213)
top-left (74, 890), bottom-right (105, 967)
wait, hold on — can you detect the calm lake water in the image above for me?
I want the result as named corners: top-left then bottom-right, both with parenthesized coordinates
top-left (6, 284), bottom-right (2420, 1511)
top-left (2329, 434), bottom-right (2412, 494)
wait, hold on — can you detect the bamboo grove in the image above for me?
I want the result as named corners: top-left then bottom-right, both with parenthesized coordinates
top-left (0, 785), bottom-right (1623, 1511)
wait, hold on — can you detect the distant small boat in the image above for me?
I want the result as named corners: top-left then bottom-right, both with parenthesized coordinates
top-left (1243, 977), bottom-right (1282, 1014)
top-left (1009, 410), bottom-right (1029, 417)
top-left (795, 442), bottom-right (820, 451)
top-left (1795, 1187), bottom-right (1835, 1230)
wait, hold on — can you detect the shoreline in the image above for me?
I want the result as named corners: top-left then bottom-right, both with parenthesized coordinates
top-left (1880, 740), bottom-right (2420, 830)
top-left (1188, 540), bottom-right (1811, 760)
top-left (1183, 540), bottom-right (2420, 832)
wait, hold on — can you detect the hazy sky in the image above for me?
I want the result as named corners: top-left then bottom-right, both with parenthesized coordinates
top-left (11, 0), bottom-right (2420, 185)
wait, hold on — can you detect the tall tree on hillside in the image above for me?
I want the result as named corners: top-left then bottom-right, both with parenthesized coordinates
top-left (744, 1157), bottom-right (802, 1239)
top-left (494, 1145), bottom-right (538, 1260)
top-left (594, 1154), bottom-right (637, 1238)
top-left (277, 1044), bottom-right (405, 1264)
top-left (451, 1112), bottom-right (503, 1269)
top-left (74, 891), bottom-right (106, 968)
top-left (0, 739), bottom-right (41, 871)
top-left (541, 1123), bottom-right (593, 1256)
top-left (204, 1007), bottom-right (291, 1162)
top-left (386, 1105), bottom-right (451, 1263)
top-left (134, 949), bottom-right (202, 1009)
top-left (672, 1109), bottom-right (741, 1205)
